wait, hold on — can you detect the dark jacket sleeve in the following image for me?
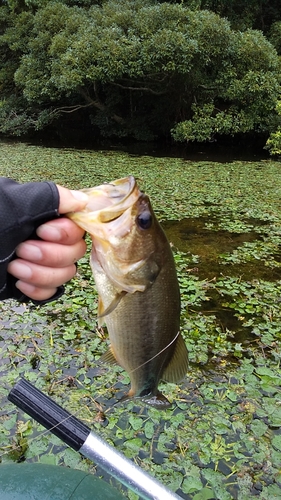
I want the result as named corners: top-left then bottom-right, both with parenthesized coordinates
top-left (0, 177), bottom-right (63, 303)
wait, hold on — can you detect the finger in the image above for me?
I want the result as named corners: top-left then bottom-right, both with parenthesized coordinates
top-left (57, 185), bottom-right (88, 214)
top-left (14, 281), bottom-right (58, 302)
top-left (36, 217), bottom-right (85, 245)
top-left (8, 259), bottom-right (77, 288)
top-left (15, 239), bottom-right (87, 267)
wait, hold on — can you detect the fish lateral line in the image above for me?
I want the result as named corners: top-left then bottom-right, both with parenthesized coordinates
top-left (100, 329), bottom-right (188, 384)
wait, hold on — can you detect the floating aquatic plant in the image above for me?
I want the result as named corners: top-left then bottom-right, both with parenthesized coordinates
top-left (0, 141), bottom-right (281, 499)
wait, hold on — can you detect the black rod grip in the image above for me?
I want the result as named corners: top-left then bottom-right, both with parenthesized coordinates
top-left (8, 378), bottom-right (90, 451)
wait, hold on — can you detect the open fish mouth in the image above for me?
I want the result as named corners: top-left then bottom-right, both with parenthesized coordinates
top-left (68, 176), bottom-right (142, 238)
top-left (78, 176), bottom-right (139, 220)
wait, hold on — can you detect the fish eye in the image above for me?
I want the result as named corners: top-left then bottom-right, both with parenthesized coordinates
top-left (136, 211), bottom-right (152, 230)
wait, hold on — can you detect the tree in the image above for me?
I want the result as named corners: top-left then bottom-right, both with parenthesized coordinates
top-left (269, 21), bottom-right (281, 55)
top-left (171, 27), bottom-right (281, 143)
top-left (0, 0), bottom-right (280, 144)
top-left (179, 0), bottom-right (281, 33)
top-left (265, 101), bottom-right (281, 155)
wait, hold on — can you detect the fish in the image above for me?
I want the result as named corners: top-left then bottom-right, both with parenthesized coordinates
top-left (67, 176), bottom-right (188, 408)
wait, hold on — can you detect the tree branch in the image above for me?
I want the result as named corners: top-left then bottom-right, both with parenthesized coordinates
top-left (110, 82), bottom-right (167, 95)
top-left (51, 103), bottom-right (93, 115)
top-left (78, 86), bottom-right (125, 124)
top-left (51, 87), bottom-right (125, 125)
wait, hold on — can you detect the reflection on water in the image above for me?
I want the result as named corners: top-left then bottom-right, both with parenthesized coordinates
top-left (29, 134), bottom-right (269, 163)
top-left (163, 217), bottom-right (280, 281)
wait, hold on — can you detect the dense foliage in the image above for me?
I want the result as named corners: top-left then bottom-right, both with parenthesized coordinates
top-left (183, 0), bottom-right (281, 34)
top-left (0, 0), bottom-right (281, 150)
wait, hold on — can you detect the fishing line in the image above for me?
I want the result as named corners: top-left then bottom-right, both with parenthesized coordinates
top-left (0, 378), bottom-right (103, 461)
top-left (128, 331), bottom-right (180, 374)
top-left (0, 330), bottom-right (181, 460)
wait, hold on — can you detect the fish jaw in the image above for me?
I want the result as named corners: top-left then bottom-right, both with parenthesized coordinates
top-left (68, 177), bottom-right (165, 294)
top-left (88, 193), bottom-right (167, 295)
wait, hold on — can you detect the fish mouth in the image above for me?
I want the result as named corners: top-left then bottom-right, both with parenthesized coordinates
top-left (80, 176), bottom-right (139, 220)
top-left (68, 176), bottom-right (141, 235)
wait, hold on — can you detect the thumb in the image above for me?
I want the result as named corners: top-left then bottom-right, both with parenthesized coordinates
top-left (56, 185), bottom-right (89, 214)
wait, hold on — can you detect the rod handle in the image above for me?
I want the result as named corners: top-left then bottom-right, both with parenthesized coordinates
top-left (8, 378), bottom-right (90, 451)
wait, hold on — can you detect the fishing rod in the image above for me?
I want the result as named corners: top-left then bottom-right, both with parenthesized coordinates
top-left (8, 378), bottom-right (183, 500)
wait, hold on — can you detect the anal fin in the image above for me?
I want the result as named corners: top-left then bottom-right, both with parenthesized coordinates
top-left (100, 346), bottom-right (119, 365)
top-left (162, 332), bottom-right (188, 384)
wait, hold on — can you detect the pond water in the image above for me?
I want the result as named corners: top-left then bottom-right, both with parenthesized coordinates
top-left (164, 217), bottom-right (266, 278)
top-left (0, 141), bottom-right (281, 500)
top-left (29, 131), bottom-right (270, 163)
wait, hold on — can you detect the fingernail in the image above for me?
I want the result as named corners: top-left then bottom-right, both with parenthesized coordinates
top-left (17, 243), bottom-right (42, 261)
top-left (36, 224), bottom-right (61, 241)
top-left (71, 190), bottom-right (89, 202)
top-left (15, 280), bottom-right (35, 294)
top-left (10, 262), bottom-right (32, 279)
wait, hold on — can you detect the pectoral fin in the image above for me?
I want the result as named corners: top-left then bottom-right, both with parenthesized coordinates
top-left (162, 333), bottom-right (188, 384)
top-left (97, 297), bottom-right (106, 327)
top-left (97, 291), bottom-right (127, 324)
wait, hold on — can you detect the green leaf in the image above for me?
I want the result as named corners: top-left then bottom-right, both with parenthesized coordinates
top-left (193, 488), bottom-right (216, 500)
top-left (124, 438), bottom-right (143, 452)
top-left (144, 421), bottom-right (154, 439)
top-left (2, 414), bottom-right (17, 431)
top-left (62, 448), bottom-right (82, 468)
top-left (272, 435), bottom-right (281, 451)
top-left (182, 477), bottom-right (203, 494)
top-left (250, 419), bottom-right (268, 437)
top-left (128, 416), bottom-right (144, 431)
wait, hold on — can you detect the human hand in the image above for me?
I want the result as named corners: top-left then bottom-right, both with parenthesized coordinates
top-left (8, 185), bottom-right (88, 302)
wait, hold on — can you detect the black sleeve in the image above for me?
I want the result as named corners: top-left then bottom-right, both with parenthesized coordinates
top-left (0, 177), bottom-right (64, 303)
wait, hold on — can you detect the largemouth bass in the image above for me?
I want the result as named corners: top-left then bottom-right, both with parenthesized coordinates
top-left (68, 176), bottom-right (188, 408)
